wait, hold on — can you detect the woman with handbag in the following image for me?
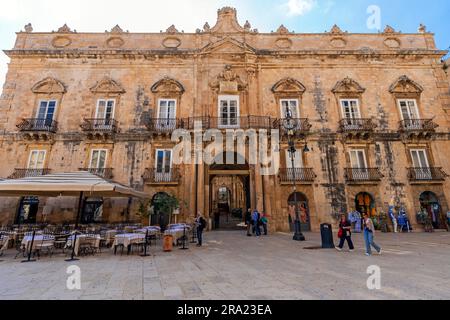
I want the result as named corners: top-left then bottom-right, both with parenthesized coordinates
top-left (363, 213), bottom-right (382, 256)
top-left (336, 214), bottom-right (354, 252)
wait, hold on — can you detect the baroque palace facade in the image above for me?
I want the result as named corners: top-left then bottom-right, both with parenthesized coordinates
top-left (0, 7), bottom-right (449, 232)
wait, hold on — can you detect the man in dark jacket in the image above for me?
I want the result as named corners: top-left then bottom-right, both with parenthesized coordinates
top-left (245, 209), bottom-right (252, 237)
top-left (196, 214), bottom-right (207, 247)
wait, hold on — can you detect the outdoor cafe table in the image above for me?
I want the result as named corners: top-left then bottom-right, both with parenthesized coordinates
top-left (21, 234), bottom-right (55, 251)
top-left (66, 234), bottom-right (101, 256)
top-left (136, 226), bottom-right (161, 235)
top-left (164, 226), bottom-right (191, 243)
top-left (113, 233), bottom-right (146, 255)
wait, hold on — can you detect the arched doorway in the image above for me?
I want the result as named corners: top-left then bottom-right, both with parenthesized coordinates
top-left (420, 192), bottom-right (445, 229)
top-left (151, 192), bottom-right (172, 232)
top-left (288, 192), bottom-right (311, 232)
top-left (209, 152), bottom-right (251, 230)
top-left (81, 198), bottom-right (104, 224)
top-left (355, 192), bottom-right (376, 217)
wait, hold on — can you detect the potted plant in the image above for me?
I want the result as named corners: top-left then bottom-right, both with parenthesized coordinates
top-left (152, 194), bottom-right (180, 226)
top-left (138, 200), bottom-right (152, 226)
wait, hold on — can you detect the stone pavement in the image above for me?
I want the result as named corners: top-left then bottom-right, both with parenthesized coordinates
top-left (0, 231), bottom-right (449, 300)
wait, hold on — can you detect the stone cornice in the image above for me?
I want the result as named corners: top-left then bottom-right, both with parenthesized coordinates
top-left (4, 48), bottom-right (447, 59)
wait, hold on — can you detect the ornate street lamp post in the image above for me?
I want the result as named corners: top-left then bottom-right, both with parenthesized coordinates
top-left (283, 107), bottom-right (306, 242)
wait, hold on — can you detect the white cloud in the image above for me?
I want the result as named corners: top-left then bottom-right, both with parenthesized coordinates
top-left (285, 0), bottom-right (317, 16)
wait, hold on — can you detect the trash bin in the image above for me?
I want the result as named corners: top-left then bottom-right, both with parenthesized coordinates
top-left (163, 235), bottom-right (174, 252)
top-left (320, 223), bottom-right (335, 249)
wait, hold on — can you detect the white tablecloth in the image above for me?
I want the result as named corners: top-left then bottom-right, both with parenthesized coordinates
top-left (66, 234), bottom-right (101, 256)
top-left (21, 235), bottom-right (55, 251)
top-left (113, 233), bottom-right (145, 248)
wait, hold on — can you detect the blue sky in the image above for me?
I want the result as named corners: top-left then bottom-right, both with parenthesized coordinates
top-left (1, 0), bottom-right (449, 87)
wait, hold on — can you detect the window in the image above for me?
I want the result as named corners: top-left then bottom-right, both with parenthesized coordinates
top-left (90, 149), bottom-right (107, 169)
top-left (398, 99), bottom-right (420, 129)
top-left (157, 99), bottom-right (177, 130)
top-left (37, 100), bottom-right (57, 120)
top-left (340, 99), bottom-right (361, 128)
top-left (349, 149), bottom-right (368, 180)
top-left (285, 149), bottom-right (304, 180)
top-left (155, 150), bottom-right (173, 182)
top-left (28, 150), bottom-right (46, 170)
top-left (410, 149), bottom-right (432, 180)
top-left (281, 99), bottom-right (300, 119)
top-left (218, 95), bottom-right (239, 128)
top-left (95, 99), bottom-right (115, 129)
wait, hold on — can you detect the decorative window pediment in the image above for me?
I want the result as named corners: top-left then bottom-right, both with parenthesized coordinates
top-left (151, 77), bottom-right (185, 95)
top-left (332, 77), bottom-right (365, 94)
top-left (31, 77), bottom-right (66, 94)
top-left (271, 78), bottom-right (306, 96)
top-left (90, 78), bottom-right (126, 94)
top-left (389, 75), bottom-right (423, 94)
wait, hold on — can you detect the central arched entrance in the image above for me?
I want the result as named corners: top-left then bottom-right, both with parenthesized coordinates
top-left (420, 191), bottom-right (445, 229)
top-left (208, 152), bottom-right (251, 230)
top-left (288, 192), bottom-right (311, 232)
top-left (355, 192), bottom-right (377, 217)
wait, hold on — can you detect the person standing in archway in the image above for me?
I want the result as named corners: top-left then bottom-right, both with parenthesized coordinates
top-left (245, 209), bottom-right (252, 237)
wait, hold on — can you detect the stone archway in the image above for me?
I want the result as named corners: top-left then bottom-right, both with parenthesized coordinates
top-left (420, 191), bottom-right (445, 229)
top-left (355, 192), bottom-right (377, 217)
top-left (288, 192), bottom-right (311, 232)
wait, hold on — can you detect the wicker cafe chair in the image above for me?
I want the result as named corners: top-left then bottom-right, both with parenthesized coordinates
top-left (130, 235), bottom-right (147, 255)
top-left (14, 231), bottom-right (27, 259)
top-left (0, 234), bottom-right (7, 256)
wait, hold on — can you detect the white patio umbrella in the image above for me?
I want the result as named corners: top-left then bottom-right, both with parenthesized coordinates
top-left (0, 172), bottom-right (149, 227)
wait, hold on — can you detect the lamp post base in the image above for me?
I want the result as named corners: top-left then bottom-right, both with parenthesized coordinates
top-left (293, 220), bottom-right (306, 241)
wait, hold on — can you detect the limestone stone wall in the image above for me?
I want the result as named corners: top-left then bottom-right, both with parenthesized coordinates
top-left (0, 7), bottom-right (449, 231)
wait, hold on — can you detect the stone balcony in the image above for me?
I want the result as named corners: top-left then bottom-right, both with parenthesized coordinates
top-left (344, 168), bottom-right (384, 184)
top-left (8, 168), bottom-right (51, 179)
top-left (142, 168), bottom-right (181, 185)
top-left (16, 118), bottom-right (58, 141)
top-left (278, 168), bottom-right (316, 184)
top-left (339, 118), bottom-right (377, 140)
top-left (407, 167), bottom-right (447, 183)
top-left (80, 118), bottom-right (118, 140)
top-left (399, 119), bottom-right (439, 139)
top-left (277, 118), bottom-right (312, 138)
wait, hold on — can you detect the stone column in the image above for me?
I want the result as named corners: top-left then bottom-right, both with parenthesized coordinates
top-left (255, 164), bottom-right (264, 211)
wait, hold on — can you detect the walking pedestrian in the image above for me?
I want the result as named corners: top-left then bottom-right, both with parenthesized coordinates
top-left (195, 213), bottom-right (207, 247)
top-left (245, 209), bottom-right (252, 237)
top-left (363, 213), bottom-right (382, 256)
top-left (336, 214), bottom-right (354, 252)
top-left (261, 213), bottom-right (268, 236)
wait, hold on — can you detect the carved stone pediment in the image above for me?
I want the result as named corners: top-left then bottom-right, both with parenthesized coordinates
top-left (328, 24), bottom-right (345, 35)
top-left (210, 65), bottom-right (247, 93)
top-left (332, 77), bottom-right (365, 94)
top-left (200, 37), bottom-right (255, 55)
top-left (56, 24), bottom-right (75, 33)
top-left (272, 78), bottom-right (306, 95)
top-left (210, 7), bottom-right (246, 33)
top-left (389, 75), bottom-right (423, 94)
top-left (166, 25), bottom-right (180, 34)
top-left (383, 25), bottom-right (399, 34)
top-left (110, 25), bottom-right (124, 33)
top-left (151, 77), bottom-right (185, 95)
top-left (90, 78), bottom-right (126, 94)
top-left (275, 25), bottom-right (290, 34)
top-left (32, 78), bottom-right (66, 94)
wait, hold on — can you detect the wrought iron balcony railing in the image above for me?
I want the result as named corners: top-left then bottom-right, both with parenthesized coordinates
top-left (80, 168), bottom-right (113, 179)
top-left (278, 168), bottom-right (316, 183)
top-left (80, 119), bottom-right (118, 133)
top-left (276, 118), bottom-right (312, 135)
top-left (146, 118), bottom-right (180, 133)
top-left (407, 167), bottom-right (447, 181)
top-left (8, 168), bottom-right (51, 179)
top-left (344, 168), bottom-right (384, 182)
top-left (339, 118), bottom-right (377, 132)
top-left (143, 168), bottom-right (181, 184)
top-left (17, 118), bottom-right (58, 133)
top-left (399, 119), bottom-right (439, 132)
